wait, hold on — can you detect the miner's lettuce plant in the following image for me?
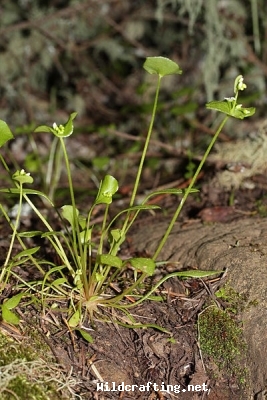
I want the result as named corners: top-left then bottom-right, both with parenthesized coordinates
top-left (0, 57), bottom-right (255, 332)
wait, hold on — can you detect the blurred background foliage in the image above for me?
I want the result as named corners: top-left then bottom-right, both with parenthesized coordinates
top-left (0, 0), bottom-right (266, 180)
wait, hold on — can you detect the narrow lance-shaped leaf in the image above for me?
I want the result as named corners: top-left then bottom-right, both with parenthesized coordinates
top-left (75, 328), bottom-right (94, 343)
top-left (129, 257), bottom-right (156, 276)
top-left (12, 247), bottom-right (40, 258)
top-left (174, 270), bottom-right (223, 278)
top-left (0, 188), bottom-right (54, 206)
top-left (1, 306), bottom-right (20, 325)
top-left (97, 254), bottom-right (122, 268)
top-left (3, 292), bottom-right (24, 309)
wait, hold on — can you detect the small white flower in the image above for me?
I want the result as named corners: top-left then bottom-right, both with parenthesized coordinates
top-left (20, 169), bottom-right (31, 176)
top-left (237, 76), bottom-right (247, 91)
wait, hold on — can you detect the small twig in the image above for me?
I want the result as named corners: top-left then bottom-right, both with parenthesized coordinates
top-left (88, 354), bottom-right (105, 383)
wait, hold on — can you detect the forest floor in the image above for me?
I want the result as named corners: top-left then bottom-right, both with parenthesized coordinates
top-left (1, 114), bottom-right (266, 399)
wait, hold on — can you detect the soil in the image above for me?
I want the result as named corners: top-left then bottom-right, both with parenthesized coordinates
top-left (1, 129), bottom-right (267, 399)
top-left (1, 4), bottom-right (267, 397)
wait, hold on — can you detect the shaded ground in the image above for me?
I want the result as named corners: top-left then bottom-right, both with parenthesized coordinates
top-left (0, 2), bottom-right (267, 398)
top-left (1, 132), bottom-right (267, 398)
top-left (0, 265), bottom-right (246, 400)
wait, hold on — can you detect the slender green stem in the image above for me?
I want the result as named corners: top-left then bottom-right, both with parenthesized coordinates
top-left (153, 115), bottom-right (229, 261)
top-left (59, 138), bottom-right (88, 289)
top-left (97, 205), bottom-right (109, 256)
top-left (119, 270), bottom-right (217, 310)
top-left (46, 137), bottom-right (63, 201)
top-left (22, 194), bottom-right (75, 278)
top-left (121, 75), bottom-right (162, 233)
top-left (0, 204), bottom-right (46, 282)
top-left (0, 153), bottom-right (11, 173)
top-left (4, 182), bottom-right (23, 267)
top-left (59, 138), bottom-right (80, 255)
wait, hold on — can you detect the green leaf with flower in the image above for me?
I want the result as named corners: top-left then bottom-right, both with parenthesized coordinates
top-left (12, 169), bottom-right (33, 184)
top-left (34, 112), bottom-right (78, 137)
top-left (206, 75), bottom-right (255, 119)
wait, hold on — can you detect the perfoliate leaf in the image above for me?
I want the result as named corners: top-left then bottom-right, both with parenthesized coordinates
top-left (34, 112), bottom-right (77, 138)
top-left (206, 100), bottom-right (255, 119)
top-left (63, 112), bottom-right (78, 137)
top-left (12, 170), bottom-right (33, 184)
top-left (95, 175), bottom-right (118, 205)
top-left (206, 100), bottom-right (233, 115)
top-left (230, 106), bottom-right (255, 119)
top-left (34, 125), bottom-right (53, 133)
top-left (129, 257), bottom-right (156, 276)
top-left (0, 120), bottom-right (14, 147)
top-left (143, 57), bottom-right (182, 77)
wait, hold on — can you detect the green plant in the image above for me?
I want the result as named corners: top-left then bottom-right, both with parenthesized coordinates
top-left (0, 331), bottom-right (74, 399)
top-left (0, 58), bottom-right (255, 334)
top-left (256, 196), bottom-right (267, 217)
top-left (198, 305), bottom-right (247, 384)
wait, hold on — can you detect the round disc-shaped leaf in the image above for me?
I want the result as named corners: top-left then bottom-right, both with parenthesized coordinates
top-left (63, 112), bottom-right (78, 137)
top-left (12, 170), bottom-right (33, 184)
top-left (0, 120), bottom-right (14, 147)
top-left (34, 112), bottom-right (77, 138)
top-left (143, 57), bottom-right (182, 77)
top-left (95, 175), bottom-right (118, 205)
top-left (61, 205), bottom-right (79, 229)
top-left (206, 100), bottom-right (255, 120)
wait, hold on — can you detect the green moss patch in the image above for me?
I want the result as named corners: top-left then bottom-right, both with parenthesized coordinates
top-left (198, 306), bottom-right (247, 384)
top-left (0, 331), bottom-right (73, 399)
